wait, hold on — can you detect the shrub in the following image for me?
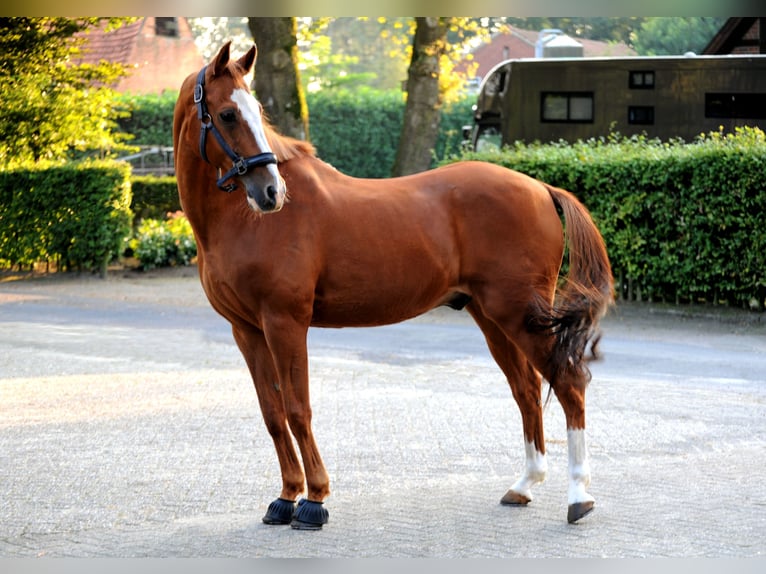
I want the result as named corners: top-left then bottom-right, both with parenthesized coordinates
top-left (0, 160), bottom-right (132, 276)
top-left (306, 88), bottom-right (474, 178)
top-left (130, 212), bottom-right (196, 270)
top-left (115, 91), bottom-right (177, 147)
top-left (130, 175), bottom-right (182, 223)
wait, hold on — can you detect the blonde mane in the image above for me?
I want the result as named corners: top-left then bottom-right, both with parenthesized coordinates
top-left (262, 116), bottom-right (316, 162)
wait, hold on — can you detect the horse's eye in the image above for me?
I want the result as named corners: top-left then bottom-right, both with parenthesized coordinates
top-left (219, 110), bottom-right (237, 124)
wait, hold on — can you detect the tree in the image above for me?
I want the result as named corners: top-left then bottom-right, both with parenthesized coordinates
top-left (247, 17), bottom-right (309, 141)
top-left (391, 17), bottom-right (449, 177)
top-left (189, 17), bottom-right (252, 61)
top-left (505, 17), bottom-right (646, 46)
top-left (0, 17), bottom-right (132, 164)
top-left (631, 17), bottom-right (726, 55)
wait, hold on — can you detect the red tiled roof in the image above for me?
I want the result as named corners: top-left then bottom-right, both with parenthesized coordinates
top-left (71, 18), bottom-right (204, 94)
top-left (74, 19), bottom-right (143, 67)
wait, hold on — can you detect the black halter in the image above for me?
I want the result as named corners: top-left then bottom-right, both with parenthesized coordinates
top-left (194, 65), bottom-right (278, 192)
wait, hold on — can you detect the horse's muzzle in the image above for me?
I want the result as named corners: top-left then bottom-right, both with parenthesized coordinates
top-left (246, 174), bottom-right (286, 213)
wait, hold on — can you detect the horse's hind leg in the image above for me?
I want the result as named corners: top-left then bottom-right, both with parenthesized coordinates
top-left (468, 304), bottom-right (548, 507)
top-left (470, 294), bottom-right (596, 523)
top-left (231, 324), bottom-right (307, 525)
top-left (549, 374), bottom-right (595, 523)
top-left (507, 322), bottom-right (596, 523)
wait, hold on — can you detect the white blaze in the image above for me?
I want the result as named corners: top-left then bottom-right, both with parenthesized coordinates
top-left (230, 88), bottom-right (282, 184)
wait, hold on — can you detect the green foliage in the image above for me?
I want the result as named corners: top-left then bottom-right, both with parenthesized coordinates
top-left (0, 160), bottom-right (133, 275)
top-left (0, 17), bottom-right (135, 164)
top-left (307, 88), bottom-right (473, 177)
top-left (631, 17), bottom-right (725, 55)
top-left (129, 212), bottom-right (196, 270)
top-left (307, 88), bottom-right (404, 177)
top-left (130, 175), bottom-right (182, 222)
top-left (115, 91), bottom-right (178, 147)
top-left (451, 128), bottom-right (766, 310)
top-left (505, 17), bottom-right (645, 45)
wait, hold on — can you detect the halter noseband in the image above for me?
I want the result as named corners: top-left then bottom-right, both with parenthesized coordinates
top-left (194, 65), bottom-right (278, 192)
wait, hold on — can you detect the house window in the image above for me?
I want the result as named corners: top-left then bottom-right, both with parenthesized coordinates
top-left (705, 93), bottom-right (766, 119)
top-left (155, 17), bottom-right (178, 37)
top-left (541, 92), bottom-right (594, 123)
top-left (629, 71), bottom-right (655, 89)
top-left (629, 106), bottom-right (655, 125)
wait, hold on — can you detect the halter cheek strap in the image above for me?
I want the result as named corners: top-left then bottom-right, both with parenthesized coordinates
top-left (194, 65), bottom-right (278, 192)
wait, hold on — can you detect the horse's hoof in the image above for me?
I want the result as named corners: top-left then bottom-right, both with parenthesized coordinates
top-left (290, 498), bottom-right (329, 530)
top-left (567, 500), bottom-right (595, 524)
top-left (262, 497), bottom-right (296, 525)
top-left (500, 489), bottom-right (531, 506)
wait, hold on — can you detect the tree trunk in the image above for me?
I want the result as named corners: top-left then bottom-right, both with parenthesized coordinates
top-left (247, 17), bottom-right (309, 140)
top-left (391, 17), bottom-right (448, 177)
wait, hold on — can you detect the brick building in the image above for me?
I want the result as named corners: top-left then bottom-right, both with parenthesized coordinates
top-left (464, 25), bottom-right (636, 80)
top-left (703, 17), bottom-right (766, 55)
top-left (76, 17), bottom-right (204, 94)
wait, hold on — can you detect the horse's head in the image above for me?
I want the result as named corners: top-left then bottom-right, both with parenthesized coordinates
top-left (189, 41), bottom-right (286, 214)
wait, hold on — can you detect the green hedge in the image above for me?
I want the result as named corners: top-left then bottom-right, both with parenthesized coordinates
top-left (451, 128), bottom-right (766, 310)
top-left (0, 161), bottom-right (133, 276)
top-left (307, 88), bottom-right (473, 177)
top-left (130, 175), bottom-right (181, 223)
top-left (116, 91), bottom-right (177, 147)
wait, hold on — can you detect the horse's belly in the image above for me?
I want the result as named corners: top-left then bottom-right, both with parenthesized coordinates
top-left (311, 272), bottom-right (456, 328)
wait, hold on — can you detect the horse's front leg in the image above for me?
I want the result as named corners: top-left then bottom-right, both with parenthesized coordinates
top-left (231, 324), bottom-right (306, 526)
top-left (262, 313), bottom-right (331, 530)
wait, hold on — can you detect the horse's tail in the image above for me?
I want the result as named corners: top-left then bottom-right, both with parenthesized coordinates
top-left (528, 184), bottom-right (614, 390)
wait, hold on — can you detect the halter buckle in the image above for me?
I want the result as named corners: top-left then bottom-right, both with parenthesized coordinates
top-left (193, 83), bottom-right (204, 104)
top-left (235, 158), bottom-right (248, 175)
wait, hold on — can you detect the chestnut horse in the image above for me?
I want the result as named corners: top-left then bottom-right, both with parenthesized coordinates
top-left (173, 42), bottom-right (613, 529)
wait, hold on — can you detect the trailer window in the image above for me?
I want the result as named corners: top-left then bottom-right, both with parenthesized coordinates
top-left (541, 92), bottom-right (593, 123)
top-left (629, 71), bottom-right (655, 89)
top-left (705, 93), bottom-right (766, 119)
top-left (628, 106), bottom-right (655, 125)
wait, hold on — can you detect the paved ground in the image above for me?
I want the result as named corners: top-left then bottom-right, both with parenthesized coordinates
top-left (0, 268), bottom-right (765, 558)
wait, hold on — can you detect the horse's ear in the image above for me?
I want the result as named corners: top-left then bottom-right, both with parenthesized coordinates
top-left (212, 41), bottom-right (232, 76)
top-left (237, 44), bottom-right (257, 76)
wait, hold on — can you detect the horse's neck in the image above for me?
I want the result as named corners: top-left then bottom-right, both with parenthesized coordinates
top-left (177, 163), bottom-right (232, 248)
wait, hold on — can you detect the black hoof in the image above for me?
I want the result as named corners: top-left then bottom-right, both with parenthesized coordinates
top-left (290, 499), bottom-right (329, 530)
top-left (567, 500), bottom-right (595, 524)
top-left (262, 497), bottom-right (296, 525)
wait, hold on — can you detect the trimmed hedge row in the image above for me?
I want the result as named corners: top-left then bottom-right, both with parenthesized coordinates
top-left (0, 161), bottom-right (133, 276)
top-left (130, 175), bottom-right (182, 223)
top-left (452, 129), bottom-right (766, 310)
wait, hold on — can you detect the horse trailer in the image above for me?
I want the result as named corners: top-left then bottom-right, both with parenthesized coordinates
top-left (465, 54), bottom-right (766, 149)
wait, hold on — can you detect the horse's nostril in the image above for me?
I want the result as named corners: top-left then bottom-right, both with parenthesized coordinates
top-left (266, 185), bottom-right (277, 202)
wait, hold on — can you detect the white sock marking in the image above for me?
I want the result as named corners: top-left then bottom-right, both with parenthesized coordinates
top-left (510, 440), bottom-right (547, 500)
top-left (567, 428), bottom-right (594, 505)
